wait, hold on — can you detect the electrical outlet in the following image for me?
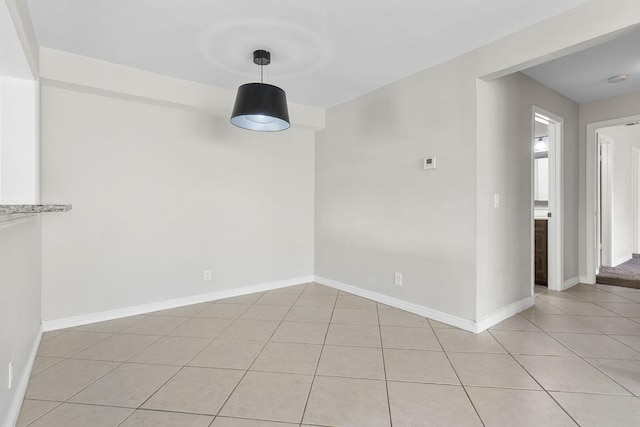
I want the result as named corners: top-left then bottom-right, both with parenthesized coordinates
top-left (8, 361), bottom-right (13, 389)
top-left (203, 270), bottom-right (212, 282)
top-left (394, 272), bottom-right (403, 286)
top-left (494, 193), bottom-right (500, 208)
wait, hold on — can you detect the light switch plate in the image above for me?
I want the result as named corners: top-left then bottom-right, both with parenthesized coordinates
top-left (394, 272), bottom-right (403, 286)
top-left (423, 156), bottom-right (437, 170)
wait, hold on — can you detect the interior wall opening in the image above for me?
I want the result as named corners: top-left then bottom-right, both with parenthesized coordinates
top-left (532, 108), bottom-right (564, 292)
top-left (593, 122), bottom-right (640, 288)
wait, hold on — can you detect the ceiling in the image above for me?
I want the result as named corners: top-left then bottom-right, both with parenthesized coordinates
top-left (534, 120), bottom-right (548, 139)
top-left (26, 0), bottom-right (592, 109)
top-left (523, 27), bottom-right (640, 104)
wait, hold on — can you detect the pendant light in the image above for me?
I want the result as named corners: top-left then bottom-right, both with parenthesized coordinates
top-left (230, 50), bottom-right (290, 132)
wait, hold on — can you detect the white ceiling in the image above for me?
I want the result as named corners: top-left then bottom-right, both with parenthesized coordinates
top-left (523, 27), bottom-right (640, 104)
top-left (534, 120), bottom-right (548, 138)
top-left (26, 0), bottom-right (590, 109)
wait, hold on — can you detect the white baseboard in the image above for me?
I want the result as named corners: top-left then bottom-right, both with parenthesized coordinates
top-left (42, 276), bottom-right (314, 331)
top-left (475, 296), bottom-right (534, 333)
top-left (3, 325), bottom-right (43, 427)
top-left (580, 275), bottom-right (595, 285)
top-left (315, 276), bottom-right (534, 334)
top-left (42, 273), bottom-right (535, 335)
top-left (562, 277), bottom-right (580, 290)
top-left (314, 276), bottom-right (478, 333)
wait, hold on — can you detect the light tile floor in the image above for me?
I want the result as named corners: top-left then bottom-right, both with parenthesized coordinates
top-left (16, 282), bottom-right (640, 426)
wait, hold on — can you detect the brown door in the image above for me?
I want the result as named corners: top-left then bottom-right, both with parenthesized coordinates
top-left (535, 219), bottom-right (548, 285)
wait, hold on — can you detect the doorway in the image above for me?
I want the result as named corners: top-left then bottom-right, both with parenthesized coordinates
top-left (597, 133), bottom-right (613, 271)
top-left (591, 122), bottom-right (640, 288)
top-left (532, 107), bottom-right (563, 292)
top-left (632, 146), bottom-right (640, 254)
top-left (586, 115), bottom-right (640, 284)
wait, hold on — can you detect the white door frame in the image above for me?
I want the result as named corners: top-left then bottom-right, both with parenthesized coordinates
top-left (585, 114), bottom-right (640, 283)
top-left (533, 107), bottom-right (563, 291)
top-left (597, 134), bottom-right (614, 268)
top-left (632, 147), bottom-right (640, 254)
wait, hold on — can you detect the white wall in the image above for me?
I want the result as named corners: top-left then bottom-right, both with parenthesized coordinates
top-left (1, 3), bottom-right (639, 426)
top-left (598, 125), bottom-right (640, 266)
top-left (26, 0), bottom-right (640, 328)
top-left (40, 81), bottom-right (316, 320)
top-left (0, 219), bottom-right (42, 426)
top-left (0, 76), bottom-right (39, 204)
top-left (0, 1), bottom-right (41, 425)
top-left (316, 54), bottom-right (478, 320)
top-left (315, 0), bottom-right (631, 325)
top-left (477, 73), bottom-right (579, 319)
top-left (0, 0), bottom-right (39, 204)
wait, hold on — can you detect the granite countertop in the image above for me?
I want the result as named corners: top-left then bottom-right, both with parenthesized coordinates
top-left (0, 204), bottom-right (72, 214)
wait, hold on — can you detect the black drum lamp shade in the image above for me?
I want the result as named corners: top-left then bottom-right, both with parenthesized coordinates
top-left (230, 50), bottom-right (290, 132)
top-left (230, 83), bottom-right (290, 131)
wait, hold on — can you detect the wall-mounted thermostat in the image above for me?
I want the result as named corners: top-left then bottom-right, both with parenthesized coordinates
top-left (423, 156), bottom-right (437, 170)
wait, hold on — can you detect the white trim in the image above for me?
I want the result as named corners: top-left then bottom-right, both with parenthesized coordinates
top-left (533, 107), bottom-right (564, 292)
top-left (314, 276), bottom-right (475, 332)
top-left (598, 135), bottom-right (614, 267)
top-left (475, 296), bottom-right (535, 333)
top-left (562, 276), bottom-right (580, 290)
top-left (632, 147), bottom-right (640, 254)
top-left (579, 275), bottom-right (593, 285)
top-left (3, 324), bottom-right (43, 427)
top-left (586, 115), bottom-right (640, 284)
top-left (314, 276), bottom-right (533, 334)
top-left (42, 273), bottom-right (536, 335)
top-left (42, 276), bottom-right (314, 331)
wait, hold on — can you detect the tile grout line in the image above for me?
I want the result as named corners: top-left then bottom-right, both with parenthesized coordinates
top-left (298, 286), bottom-right (339, 426)
top-left (99, 323), bottom-right (181, 425)
top-left (27, 356), bottom-right (65, 379)
top-left (21, 283), bottom-right (640, 425)
top-left (185, 286), bottom-right (305, 424)
top-left (530, 295), bottom-right (640, 380)
top-left (491, 294), bottom-right (601, 426)
top-left (113, 299), bottom-right (247, 423)
top-left (117, 314), bottom-right (222, 423)
top-left (432, 322), bottom-right (486, 426)
top-left (25, 316), bottom-right (162, 426)
top-left (486, 327), bottom-right (582, 425)
top-left (21, 400), bottom-right (63, 427)
top-left (121, 304), bottom-right (235, 416)
top-left (561, 313), bottom-right (640, 398)
top-left (180, 301), bottom-right (255, 369)
top-left (377, 301), bottom-right (394, 427)
top-left (212, 282), bottom-right (331, 424)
